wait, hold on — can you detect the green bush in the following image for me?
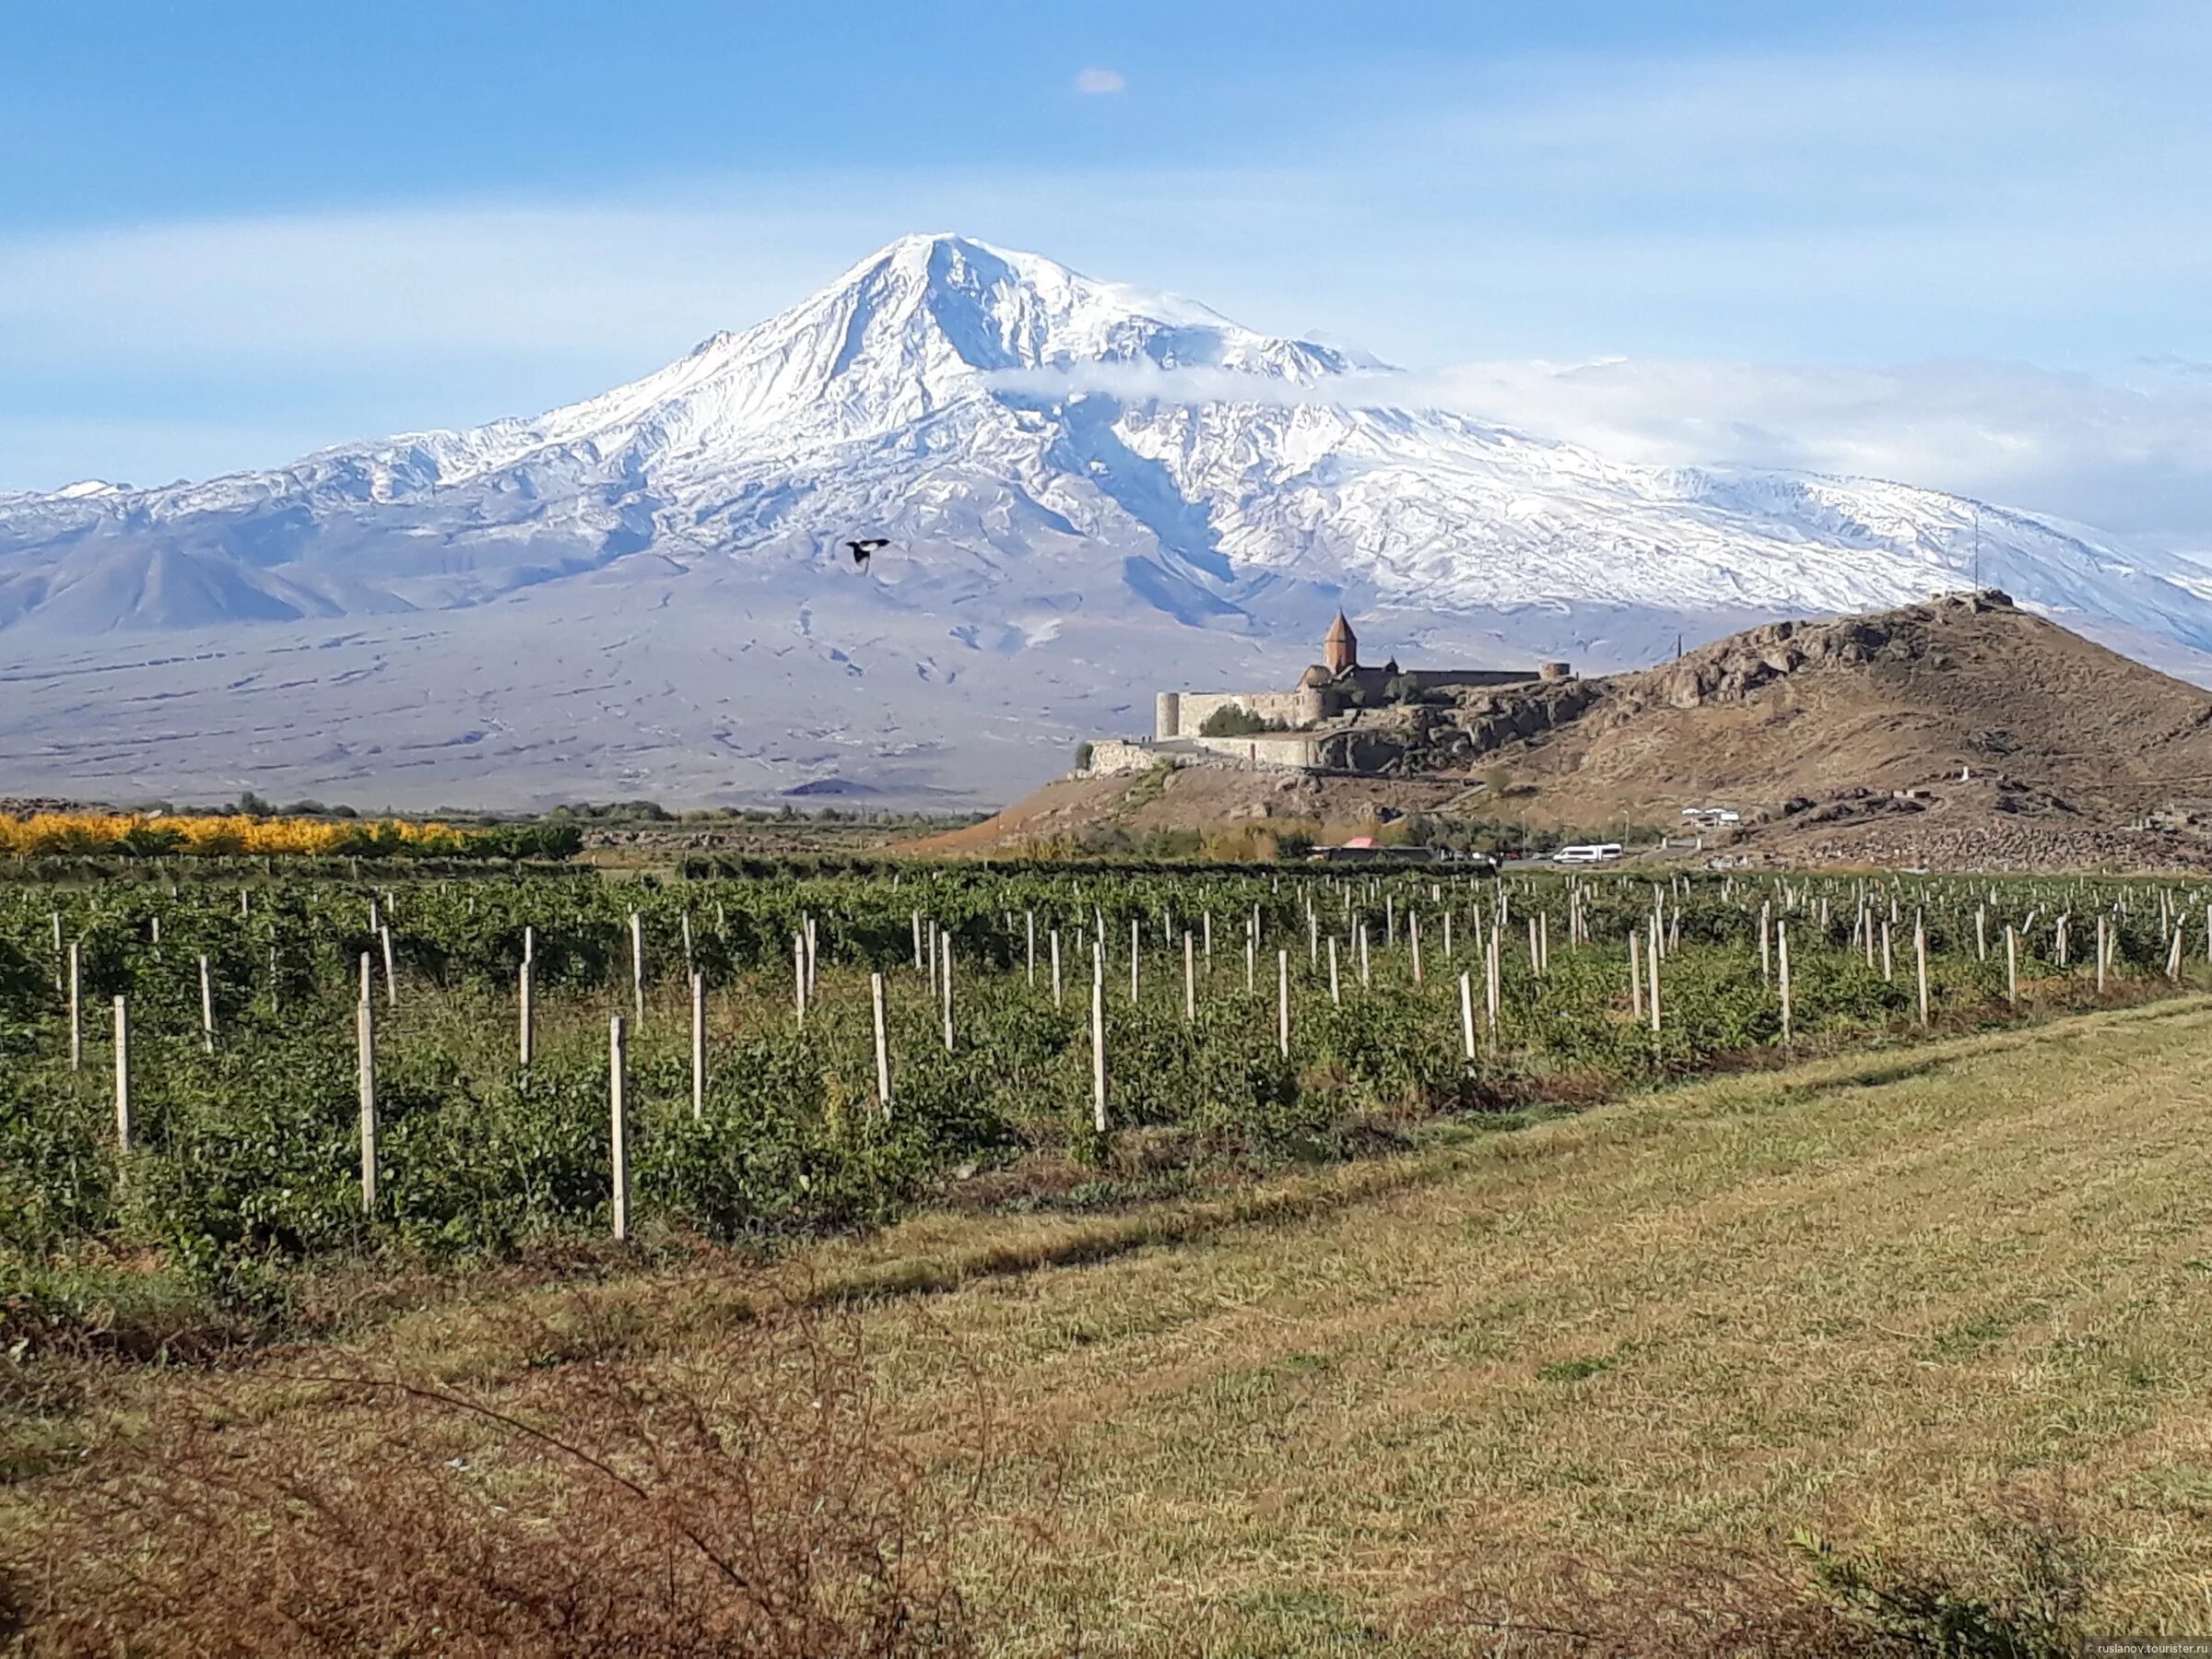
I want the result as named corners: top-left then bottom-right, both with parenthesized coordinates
top-left (1198, 704), bottom-right (1281, 737)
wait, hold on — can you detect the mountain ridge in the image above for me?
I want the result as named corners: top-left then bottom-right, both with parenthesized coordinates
top-left (3, 232), bottom-right (2210, 809)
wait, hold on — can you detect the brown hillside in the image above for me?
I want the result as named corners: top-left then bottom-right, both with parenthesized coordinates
top-left (1439, 591), bottom-right (2212, 812)
top-left (912, 594), bottom-right (2212, 869)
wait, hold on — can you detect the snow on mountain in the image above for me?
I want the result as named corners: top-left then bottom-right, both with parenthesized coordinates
top-left (1, 231), bottom-right (2206, 806)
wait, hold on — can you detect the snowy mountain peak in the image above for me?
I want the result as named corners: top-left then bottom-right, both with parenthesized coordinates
top-left (689, 230), bottom-right (1357, 418)
top-left (429, 233), bottom-right (1371, 486)
top-left (3, 231), bottom-right (2210, 684)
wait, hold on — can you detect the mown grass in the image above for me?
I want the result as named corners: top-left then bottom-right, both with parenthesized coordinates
top-left (8, 997), bottom-right (2212, 1653)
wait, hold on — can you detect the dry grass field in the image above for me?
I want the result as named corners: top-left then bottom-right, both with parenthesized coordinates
top-left (10, 996), bottom-right (2212, 1653)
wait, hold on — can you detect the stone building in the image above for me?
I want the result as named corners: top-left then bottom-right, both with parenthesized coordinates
top-left (1083, 614), bottom-right (1571, 778)
top-left (1151, 612), bottom-right (1570, 743)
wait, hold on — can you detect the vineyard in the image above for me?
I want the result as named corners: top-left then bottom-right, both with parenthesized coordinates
top-left (4, 862), bottom-right (2208, 1317)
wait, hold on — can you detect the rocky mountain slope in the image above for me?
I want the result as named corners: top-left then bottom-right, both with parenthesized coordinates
top-left (1332, 591), bottom-right (2212, 809)
top-left (5, 234), bottom-right (2211, 808)
top-left (925, 594), bottom-right (2212, 870)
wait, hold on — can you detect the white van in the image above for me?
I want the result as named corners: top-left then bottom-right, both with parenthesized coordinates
top-left (1551, 842), bottom-right (1623, 865)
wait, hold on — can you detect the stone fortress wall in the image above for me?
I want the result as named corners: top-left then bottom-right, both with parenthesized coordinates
top-left (1078, 615), bottom-right (1572, 782)
top-left (1155, 690), bottom-right (1325, 740)
top-left (1082, 739), bottom-right (1162, 776)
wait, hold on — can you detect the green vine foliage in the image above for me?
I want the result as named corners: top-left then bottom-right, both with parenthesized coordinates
top-left (1, 865), bottom-right (2202, 1299)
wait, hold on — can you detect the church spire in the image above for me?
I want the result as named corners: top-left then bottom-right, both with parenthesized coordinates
top-left (1324, 610), bottom-right (1359, 673)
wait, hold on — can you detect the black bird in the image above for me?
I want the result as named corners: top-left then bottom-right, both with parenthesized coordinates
top-left (846, 537), bottom-right (890, 571)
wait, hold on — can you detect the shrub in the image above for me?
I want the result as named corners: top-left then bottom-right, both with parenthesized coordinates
top-left (1197, 704), bottom-right (1280, 737)
top-left (17, 1293), bottom-right (991, 1656)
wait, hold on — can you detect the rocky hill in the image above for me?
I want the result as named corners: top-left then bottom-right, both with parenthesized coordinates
top-left (916, 593), bottom-right (2212, 870)
top-left (1340, 590), bottom-right (2212, 809)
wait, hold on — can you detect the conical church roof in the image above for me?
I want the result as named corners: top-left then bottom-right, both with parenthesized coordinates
top-left (1325, 611), bottom-right (1356, 644)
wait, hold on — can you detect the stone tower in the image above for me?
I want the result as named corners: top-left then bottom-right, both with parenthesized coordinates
top-left (1324, 611), bottom-right (1359, 674)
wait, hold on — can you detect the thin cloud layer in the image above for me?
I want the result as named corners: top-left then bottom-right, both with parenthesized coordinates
top-left (984, 354), bottom-right (2212, 554)
top-left (1073, 66), bottom-right (1126, 94)
top-left (1431, 357), bottom-right (2212, 551)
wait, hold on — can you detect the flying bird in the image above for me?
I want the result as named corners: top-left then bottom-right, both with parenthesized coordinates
top-left (846, 537), bottom-right (890, 571)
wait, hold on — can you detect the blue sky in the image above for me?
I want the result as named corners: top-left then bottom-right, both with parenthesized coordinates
top-left (5, 0), bottom-right (2209, 543)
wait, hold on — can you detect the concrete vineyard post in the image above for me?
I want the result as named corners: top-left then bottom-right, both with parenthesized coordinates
top-left (871, 971), bottom-right (893, 1117)
top-left (1130, 917), bottom-right (1140, 1006)
top-left (1646, 926), bottom-right (1662, 1034)
top-left (1358, 924), bottom-right (1371, 988)
top-left (1090, 958), bottom-right (1108, 1134)
top-left (112, 995), bottom-right (132, 1153)
top-left (1051, 929), bottom-right (1063, 1008)
top-left (794, 933), bottom-right (807, 1023)
top-left (608, 1016), bottom-right (629, 1241)
top-left (1410, 912), bottom-right (1422, 983)
top-left (941, 932), bottom-right (955, 1053)
top-left (1778, 924), bottom-right (1794, 1046)
top-left (380, 924), bottom-right (397, 1009)
top-left (1915, 917), bottom-right (1929, 1027)
top-left (519, 956), bottom-right (535, 1068)
top-left (629, 910), bottom-right (645, 1025)
top-left (1976, 906), bottom-right (1987, 962)
top-left (1486, 928), bottom-right (1501, 1033)
top-left (1183, 931), bottom-right (1195, 1021)
top-left (1629, 930), bottom-right (1643, 1021)
top-left (912, 910), bottom-right (924, 971)
top-left (2006, 925), bottom-right (2019, 1006)
top-left (1327, 935), bottom-right (1341, 1005)
top-left (199, 954), bottom-right (216, 1053)
top-left (357, 954), bottom-right (377, 1213)
top-left (67, 941), bottom-right (81, 1072)
top-left (690, 971), bottom-right (706, 1120)
top-left (1881, 920), bottom-right (1893, 982)
top-left (2097, 916), bottom-right (2108, 994)
top-left (1026, 911), bottom-right (1036, 986)
top-left (1277, 949), bottom-right (1290, 1057)
top-left (1459, 971), bottom-right (1476, 1061)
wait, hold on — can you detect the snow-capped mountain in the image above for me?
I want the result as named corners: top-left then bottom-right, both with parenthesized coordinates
top-left (2, 232), bottom-right (2207, 807)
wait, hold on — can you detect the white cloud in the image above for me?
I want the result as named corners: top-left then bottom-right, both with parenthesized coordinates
top-left (1428, 356), bottom-right (2212, 549)
top-left (1073, 66), bottom-right (1126, 95)
top-left (986, 351), bottom-right (2212, 554)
